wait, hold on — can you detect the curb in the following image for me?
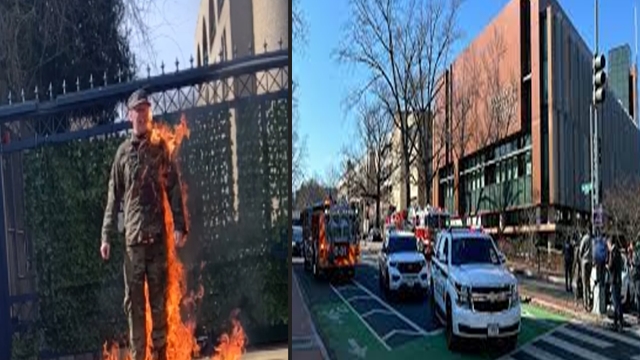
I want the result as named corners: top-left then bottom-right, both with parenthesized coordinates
top-left (293, 272), bottom-right (330, 360)
top-left (520, 289), bottom-right (599, 324)
top-left (509, 266), bottom-right (565, 286)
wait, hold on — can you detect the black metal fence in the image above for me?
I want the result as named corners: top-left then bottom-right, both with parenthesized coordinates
top-left (0, 47), bottom-right (289, 359)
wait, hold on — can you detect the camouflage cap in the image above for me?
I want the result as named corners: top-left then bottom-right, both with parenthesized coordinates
top-left (127, 88), bottom-right (151, 109)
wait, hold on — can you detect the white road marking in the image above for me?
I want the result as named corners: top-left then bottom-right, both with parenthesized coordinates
top-left (520, 344), bottom-right (566, 360)
top-left (330, 283), bottom-right (392, 351)
top-left (541, 335), bottom-right (611, 360)
top-left (555, 326), bottom-right (613, 348)
top-left (346, 295), bottom-right (373, 302)
top-left (352, 280), bottom-right (438, 336)
top-left (572, 323), bottom-right (640, 348)
top-left (361, 309), bottom-right (394, 318)
top-left (381, 329), bottom-right (424, 341)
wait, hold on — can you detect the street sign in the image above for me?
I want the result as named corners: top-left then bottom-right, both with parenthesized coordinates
top-left (581, 182), bottom-right (593, 195)
top-left (594, 204), bottom-right (604, 227)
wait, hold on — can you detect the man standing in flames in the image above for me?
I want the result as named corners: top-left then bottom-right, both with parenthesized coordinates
top-left (99, 88), bottom-right (187, 360)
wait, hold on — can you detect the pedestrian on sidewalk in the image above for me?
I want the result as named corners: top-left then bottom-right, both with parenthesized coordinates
top-left (564, 237), bottom-right (575, 292)
top-left (579, 233), bottom-right (592, 310)
top-left (608, 236), bottom-right (624, 332)
top-left (594, 235), bottom-right (608, 313)
top-left (631, 237), bottom-right (640, 324)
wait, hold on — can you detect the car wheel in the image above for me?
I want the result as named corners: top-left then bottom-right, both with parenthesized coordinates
top-left (445, 297), bottom-right (458, 351)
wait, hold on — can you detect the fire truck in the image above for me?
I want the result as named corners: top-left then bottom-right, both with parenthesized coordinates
top-left (301, 199), bottom-right (360, 279)
top-left (411, 206), bottom-right (451, 260)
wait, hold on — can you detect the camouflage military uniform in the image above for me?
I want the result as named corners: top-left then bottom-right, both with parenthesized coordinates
top-left (101, 111), bottom-right (186, 359)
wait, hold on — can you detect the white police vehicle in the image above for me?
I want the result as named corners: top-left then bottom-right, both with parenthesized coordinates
top-left (430, 227), bottom-right (520, 350)
top-left (378, 231), bottom-right (429, 299)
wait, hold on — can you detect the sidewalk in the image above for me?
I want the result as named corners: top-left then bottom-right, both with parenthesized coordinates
top-left (515, 266), bottom-right (639, 328)
top-left (292, 269), bottom-right (329, 360)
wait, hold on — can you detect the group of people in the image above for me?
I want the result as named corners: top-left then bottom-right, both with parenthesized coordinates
top-left (563, 232), bottom-right (640, 332)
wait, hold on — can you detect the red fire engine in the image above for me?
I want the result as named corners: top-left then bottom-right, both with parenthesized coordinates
top-left (411, 206), bottom-right (451, 260)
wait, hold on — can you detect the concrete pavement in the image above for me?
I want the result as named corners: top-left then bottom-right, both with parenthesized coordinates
top-left (292, 259), bottom-right (329, 360)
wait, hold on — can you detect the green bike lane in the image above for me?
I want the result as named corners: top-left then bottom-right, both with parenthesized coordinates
top-left (294, 263), bottom-right (567, 360)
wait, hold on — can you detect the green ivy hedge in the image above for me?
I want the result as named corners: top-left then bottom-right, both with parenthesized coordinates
top-left (17, 98), bottom-right (289, 357)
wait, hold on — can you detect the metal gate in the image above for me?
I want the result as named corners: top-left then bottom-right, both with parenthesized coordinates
top-left (0, 48), bottom-right (289, 359)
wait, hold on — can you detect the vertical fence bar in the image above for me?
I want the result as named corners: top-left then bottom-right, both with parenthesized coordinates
top-left (0, 153), bottom-right (12, 360)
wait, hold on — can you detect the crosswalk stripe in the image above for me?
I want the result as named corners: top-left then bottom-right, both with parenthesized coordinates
top-left (520, 344), bottom-right (567, 360)
top-left (540, 335), bottom-right (612, 360)
top-left (555, 326), bottom-right (613, 348)
top-left (570, 323), bottom-right (640, 349)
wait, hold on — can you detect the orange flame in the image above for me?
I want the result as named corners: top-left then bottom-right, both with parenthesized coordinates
top-left (102, 114), bottom-right (246, 360)
top-left (210, 309), bottom-right (248, 360)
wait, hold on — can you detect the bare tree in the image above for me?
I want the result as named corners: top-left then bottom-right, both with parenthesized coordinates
top-left (293, 0), bottom-right (306, 47)
top-left (603, 178), bottom-right (640, 246)
top-left (342, 102), bottom-right (397, 228)
top-left (292, 0), bottom-right (308, 191)
top-left (335, 0), bottom-right (462, 208)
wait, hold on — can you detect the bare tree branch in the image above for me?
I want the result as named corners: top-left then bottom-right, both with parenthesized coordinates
top-left (336, 0), bottom-right (462, 208)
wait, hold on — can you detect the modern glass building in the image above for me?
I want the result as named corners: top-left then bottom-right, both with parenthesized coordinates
top-left (608, 45), bottom-right (634, 119)
top-left (432, 0), bottom-right (640, 244)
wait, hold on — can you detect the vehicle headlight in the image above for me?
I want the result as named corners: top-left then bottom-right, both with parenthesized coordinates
top-left (455, 283), bottom-right (471, 307)
top-left (510, 283), bottom-right (519, 304)
top-left (389, 261), bottom-right (398, 268)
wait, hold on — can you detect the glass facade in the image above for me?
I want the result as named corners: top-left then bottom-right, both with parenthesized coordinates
top-left (608, 45), bottom-right (632, 114)
top-left (457, 135), bottom-right (533, 215)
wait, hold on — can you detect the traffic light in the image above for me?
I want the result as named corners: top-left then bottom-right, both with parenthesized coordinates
top-left (593, 53), bottom-right (607, 104)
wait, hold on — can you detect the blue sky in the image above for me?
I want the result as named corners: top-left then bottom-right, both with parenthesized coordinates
top-left (294, 0), bottom-right (639, 184)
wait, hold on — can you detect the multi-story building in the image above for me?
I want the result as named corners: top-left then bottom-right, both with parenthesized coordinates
top-left (432, 0), bottom-right (640, 245)
top-left (195, 0), bottom-right (288, 65)
top-left (194, 0), bottom-right (288, 221)
top-left (608, 44), bottom-right (638, 124)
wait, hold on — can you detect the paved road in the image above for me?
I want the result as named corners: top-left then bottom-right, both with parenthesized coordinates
top-left (501, 322), bottom-right (640, 360)
top-left (295, 256), bottom-right (567, 359)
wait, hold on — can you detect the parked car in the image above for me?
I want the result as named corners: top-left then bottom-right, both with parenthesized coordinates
top-left (431, 228), bottom-right (520, 351)
top-left (292, 225), bottom-right (303, 256)
top-left (378, 231), bottom-right (429, 299)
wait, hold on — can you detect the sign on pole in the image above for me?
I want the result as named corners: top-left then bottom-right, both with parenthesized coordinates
top-left (594, 204), bottom-right (604, 227)
top-left (581, 182), bottom-right (593, 195)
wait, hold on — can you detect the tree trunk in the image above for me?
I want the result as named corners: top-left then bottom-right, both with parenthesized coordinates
top-left (404, 152), bottom-right (411, 208)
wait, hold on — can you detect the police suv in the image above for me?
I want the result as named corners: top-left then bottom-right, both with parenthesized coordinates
top-left (378, 230), bottom-right (430, 299)
top-left (430, 227), bottom-right (520, 350)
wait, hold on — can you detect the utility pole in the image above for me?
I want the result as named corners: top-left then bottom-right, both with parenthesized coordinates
top-left (592, 0), bottom-right (608, 316)
top-left (591, 0), bottom-right (606, 237)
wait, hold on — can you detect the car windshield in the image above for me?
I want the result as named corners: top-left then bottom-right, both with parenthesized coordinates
top-left (451, 236), bottom-right (500, 266)
top-left (388, 236), bottom-right (417, 253)
top-left (327, 215), bottom-right (353, 239)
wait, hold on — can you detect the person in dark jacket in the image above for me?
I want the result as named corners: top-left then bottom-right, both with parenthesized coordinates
top-left (631, 238), bottom-right (640, 324)
top-left (100, 88), bottom-right (188, 360)
top-left (608, 236), bottom-right (624, 332)
top-left (564, 237), bottom-right (575, 292)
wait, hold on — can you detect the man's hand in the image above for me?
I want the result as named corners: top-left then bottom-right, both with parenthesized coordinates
top-left (100, 242), bottom-right (110, 261)
top-left (174, 231), bottom-right (184, 248)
